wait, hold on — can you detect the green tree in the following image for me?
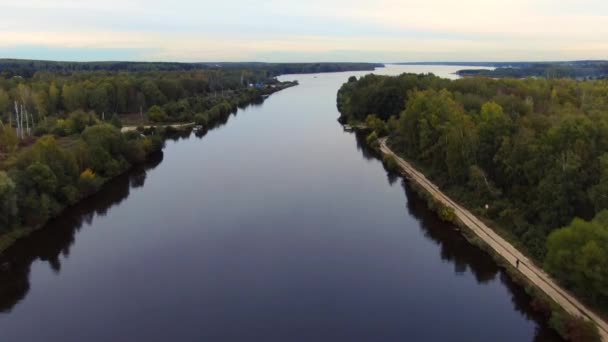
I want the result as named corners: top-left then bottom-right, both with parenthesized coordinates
top-left (589, 154), bottom-right (608, 212)
top-left (476, 101), bottom-right (512, 175)
top-left (62, 83), bottom-right (86, 112)
top-left (67, 110), bottom-right (97, 134)
top-left (0, 171), bottom-right (18, 231)
top-left (545, 212), bottom-right (608, 306)
top-left (0, 88), bottom-right (9, 119)
top-left (25, 162), bottom-right (58, 195)
top-left (148, 105), bottom-right (167, 122)
top-left (0, 126), bottom-right (18, 154)
top-left (48, 82), bottom-right (60, 114)
top-left (34, 90), bottom-right (49, 117)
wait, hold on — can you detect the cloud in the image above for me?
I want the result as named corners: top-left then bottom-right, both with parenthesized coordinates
top-left (0, 0), bottom-right (606, 61)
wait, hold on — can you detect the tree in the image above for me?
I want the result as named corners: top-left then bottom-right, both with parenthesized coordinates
top-left (589, 154), bottom-right (608, 212)
top-left (62, 83), bottom-right (86, 112)
top-left (90, 83), bottom-right (111, 115)
top-left (545, 212), bottom-right (608, 306)
top-left (366, 114), bottom-right (387, 136)
top-left (0, 125), bottom-right (18, 154)
top-left (0, 89), bottom-right (9, 118)
top-left (48, 82), bottom-right (60, 114)
top-left (0, 171), bottom-right (18, 231)
top-left (148, 105), bottom-right (167, 122)
top-left (34, 90), bottom-right (49, 117)
top-left (67, 110), bottom-right (97, 134)
top-left (25, 162), bottom-right (58, 195)
top-left (476, 101), bottom-right (512, 176)
top-left (110, 114), bottom-right (122, 129)
top-left (78, 168), bottom-right (100, 197)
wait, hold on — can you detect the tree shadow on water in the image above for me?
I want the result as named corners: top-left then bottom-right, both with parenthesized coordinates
top-left (352, 132), bottom-right (564, 341)
top-left (0, 152), bottom-right (164, 313)
top-left (398, 179), bottom-right (563, 342)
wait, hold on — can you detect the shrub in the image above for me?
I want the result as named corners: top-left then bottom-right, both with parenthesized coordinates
top-left (194, 113), bottom-right (209, 126)
top-left (148, 105), bottom-right (168, 122)
top-left (366, 131), bottom-right (379, 147)
top-left (438, 205), bottom-right (456, 222)
top-left (366, 115), bottom-right (388, 136)
top-left (61, 185), bottom-right (79, 205)
top-left (78, 168), bottom-right (101, 196)
top-left (110, 114), bottom-right (122, 129)
top-left (550, 311), bottom-right (600, 342)
top-left (383, 154), bottom-right (399, 173)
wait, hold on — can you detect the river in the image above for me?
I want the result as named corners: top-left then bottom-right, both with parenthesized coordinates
top-left (0, 65), bottom-right (562, 341)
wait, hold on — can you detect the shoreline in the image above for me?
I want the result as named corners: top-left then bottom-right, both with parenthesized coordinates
top-left (0, 146), bottom-right (166, 256)
top-left (0, 84), bottom-right (297, 256)
top-left (377, 137), bottom-right (608, 341)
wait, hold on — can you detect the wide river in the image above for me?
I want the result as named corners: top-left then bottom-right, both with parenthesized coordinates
top-left (0, 65), bottom-right (562, 341)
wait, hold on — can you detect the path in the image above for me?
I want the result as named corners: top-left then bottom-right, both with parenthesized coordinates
top-left (379, 138), bottom-right (608, 341)
top-left (120, 122), bottom-right (195, 133)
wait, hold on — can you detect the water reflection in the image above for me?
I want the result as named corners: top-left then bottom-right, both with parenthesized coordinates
top-left (368, 143), bottom-right (562, 341)
top-left (0, 96), bottom-right (267, 316)
top-left (0, 152), bottom-right (163, 313)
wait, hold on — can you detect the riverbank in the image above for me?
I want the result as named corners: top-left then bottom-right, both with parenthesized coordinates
top-left (0, 132), bottom-right (167, 255)
top-left (377, 137), bottom-right (608, 341)
top-left (0, 83), bottom-right (296, 256)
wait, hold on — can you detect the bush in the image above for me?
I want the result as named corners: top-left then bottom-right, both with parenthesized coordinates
top-left (194, 113), bottom-right (209, 126)
top-left (0, 126), bottom-right (18, 153)
top-left (366, 115), bottom-right (388, 136)
top-left (67, 110), bottom-right (97, 134)
top-left (178, 112), bottom-right (193, 122)
top-left (383, 154), bottom-right (399, 173)
top-left (550, 311), bottom-right (600, 342)
top-left (148, 105), bottom-right (168, 122)
top-left (61, 185), bottom-right (80, 205)
top-left (124, 140), bottom-right (146, 164)
top-left (110, 114), bottom-right (122, 129)
top-left (78, 168), bottom-right (101, 197)
top-left (438, 205), bottom-right (456, 222)
top-left (366, 131), bottom-right (379, 147)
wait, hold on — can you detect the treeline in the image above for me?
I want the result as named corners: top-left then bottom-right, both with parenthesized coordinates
top-left (0, 66), bottom-right (298, 249)
top-left (0, 59), bottom-right (382, 78)
top-left (338, 73), bottom-right (608, 311)
top-left (457, 61), bottom-right (608, 79)
top-left (0, 68), bottom-right (297, 138)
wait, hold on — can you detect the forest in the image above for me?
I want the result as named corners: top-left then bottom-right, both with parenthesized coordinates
top-left (0, 66), bottom-right (299, 249)
top-left (456, 61), bottom-right (608, 79)
top-left (338, 73), bottom-right (608, 312)
top-left (0, 59), bottom-right (382, 78)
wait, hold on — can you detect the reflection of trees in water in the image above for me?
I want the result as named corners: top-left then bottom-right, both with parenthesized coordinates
top-left (0, 152), bottom-right (163, 313)
top-left (499, 272), bottom-right (563, 342)
top-left (0, 100), bottom-right (256, 314)
top-left (401, 180), bottom-right (499, 284)
top-left (354, 132), bottom-right (377, 161)
top-left (350, 132), bottom-right (563, 341)
top-left (400, 170), bottom-right (563, 341)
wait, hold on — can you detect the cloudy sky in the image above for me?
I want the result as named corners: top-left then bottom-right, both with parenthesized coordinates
top-left (0, 0), bottom-right (607, 62)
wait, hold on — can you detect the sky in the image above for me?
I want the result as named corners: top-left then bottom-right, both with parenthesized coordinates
top-left (0, 0), bottom-right (607, 62)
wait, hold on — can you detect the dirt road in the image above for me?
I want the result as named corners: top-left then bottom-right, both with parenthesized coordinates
top-left (120, 122), bottom-right (195, 133)
top-left (379, 138), bottom-right (608, 341)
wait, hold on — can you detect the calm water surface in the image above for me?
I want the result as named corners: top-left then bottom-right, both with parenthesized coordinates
top-left (0, 65), bottom-right (561, 341)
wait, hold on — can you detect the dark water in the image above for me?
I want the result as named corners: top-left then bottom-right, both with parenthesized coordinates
top-left (0, 66), bottom-right (561, 341)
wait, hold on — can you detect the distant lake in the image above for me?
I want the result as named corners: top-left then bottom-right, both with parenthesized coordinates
top-left (0, 65), bottom-right (560, 341)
